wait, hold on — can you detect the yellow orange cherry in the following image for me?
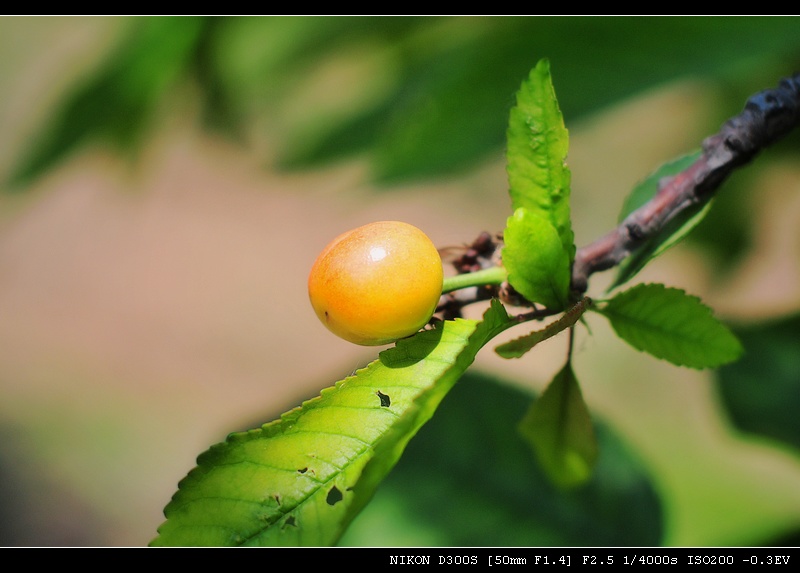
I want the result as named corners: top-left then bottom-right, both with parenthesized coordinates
top-left (308, 221), bottom-right (443, 345)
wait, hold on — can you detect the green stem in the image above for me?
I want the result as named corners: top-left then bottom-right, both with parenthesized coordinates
top-left (442, 266), bottom-right (507, 294)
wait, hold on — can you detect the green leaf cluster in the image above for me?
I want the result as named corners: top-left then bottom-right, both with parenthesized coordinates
top-left (154, 57), bottom-right (749, 546)
top-left (496, 61), bottom-right (595, 489)
top-left (503, 59), bottom-right (574, 311)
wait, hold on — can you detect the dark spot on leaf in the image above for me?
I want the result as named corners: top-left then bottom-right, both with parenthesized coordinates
top-left (297, 467), bottom-right (308, 474)
top-left (284, 516), bottom-right (297, 528)
top-left (326, 486), bottom-right (343, 506)
top-left (376, 390), bottom-right (391, 407)
top-left (273, 494), bottom-right (281, 505)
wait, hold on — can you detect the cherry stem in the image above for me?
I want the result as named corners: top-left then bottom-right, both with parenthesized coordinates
top-left (442, 266), bottom-right (507, 294)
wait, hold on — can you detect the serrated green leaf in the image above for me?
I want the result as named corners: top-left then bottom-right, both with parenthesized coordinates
top-left (502, 207), bottom-right (570, 310)
top-left (506, 58), bottom-right (575, 265)
top-left (151, 300), bottom-right (513, 547)
top-left (341, 371), bottom-right (663, 546)
top-left (517, 364), bottom-right (597, 489)
top-left (597, 283), bottom-right (743, 369)
top-left (610, 151), bottom-right (712, 290)
top-left (496, 297), bottom-right (592, 359)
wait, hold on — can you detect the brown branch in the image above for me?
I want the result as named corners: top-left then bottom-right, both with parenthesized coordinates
top-left (440, 73), bottom-right (800, 316)
top-left (571, 72), bottom-right (800, 294)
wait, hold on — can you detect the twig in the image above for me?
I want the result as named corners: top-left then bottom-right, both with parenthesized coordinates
top-left (441, 73), bottom-right (800, 315)
top-left (571, 72), bottom-right (800, 294)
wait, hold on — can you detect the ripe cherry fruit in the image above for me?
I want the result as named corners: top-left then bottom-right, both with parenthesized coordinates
top-left (308, 221), bottom-right (444, 346)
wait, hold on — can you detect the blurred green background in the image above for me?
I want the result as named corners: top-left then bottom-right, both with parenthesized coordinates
top-left (1, 16), bottom-right (799, 546)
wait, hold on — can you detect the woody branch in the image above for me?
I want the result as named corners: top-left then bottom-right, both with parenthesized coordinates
top-left (440, 72), bottom-right (800, 317)
top-left (571, 72), bottom-right (800, 294)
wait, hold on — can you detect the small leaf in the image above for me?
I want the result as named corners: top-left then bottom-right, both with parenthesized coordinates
top-left (610, 151), bottom-right (712, 290)
top-left (502, 207), bottom-right (570, 310)
top-left (617, 152), bottom-right (701, 221)
top-left (496, 297), bottom-right (592, 359)
top-left (506, 58), bottom-right (575, 265)
top-left (518, 364), bottom-right (597, 489)
top-left (597, 283), bottom-right (743, 369)
top-left (151, 300), bottom-right (513, 546)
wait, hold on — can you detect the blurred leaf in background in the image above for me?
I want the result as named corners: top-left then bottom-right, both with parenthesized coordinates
top-left (8, 17), bottom-right (207, 187)
top-left (712, 310), bottom-right (800, 550)
top-left (717, 315), bottom-right (800, 452)
top-left (9, 17), bottom-right (800, 188)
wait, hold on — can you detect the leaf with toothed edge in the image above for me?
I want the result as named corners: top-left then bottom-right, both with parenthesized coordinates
top-left (505, 58), bottom-right (575, 268)
top-left (503, 207), bottom-right (571, 311)
top-left (151, 300), bottom-right (513, 546)
top-left (503, 59), bottom-right (574, 311)
top-left (597, 283), bottom-right (743, 369)
top-left (496, 297), bottom-right (592, 359)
